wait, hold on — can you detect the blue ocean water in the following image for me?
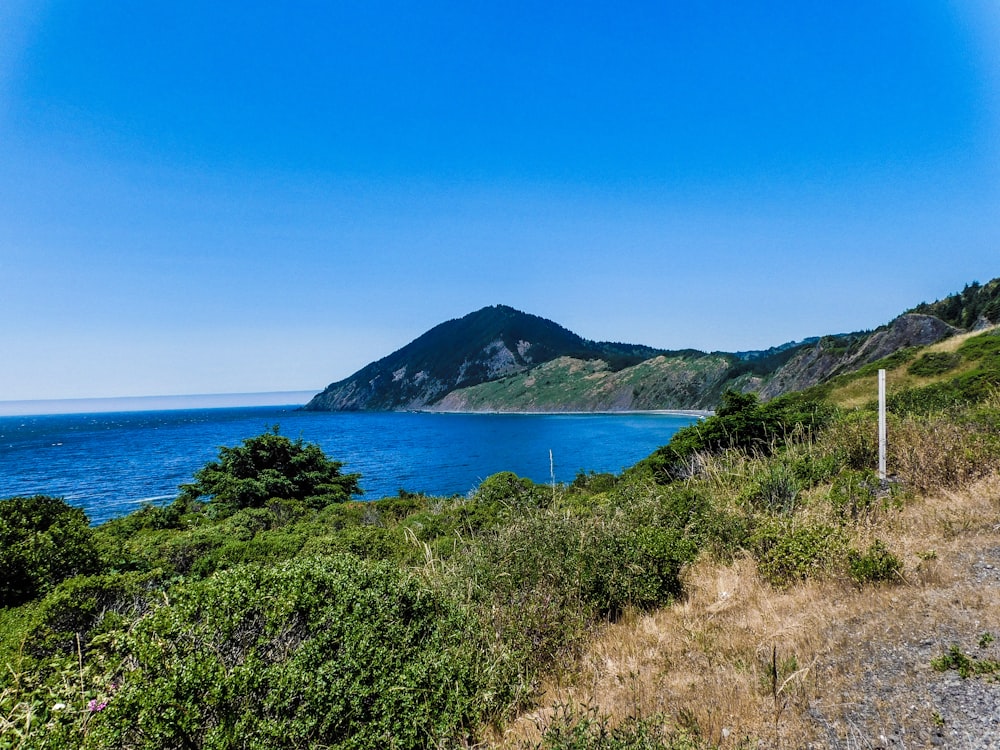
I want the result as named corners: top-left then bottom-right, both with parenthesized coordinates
top-left (0, 407), bottom-right (699, 525)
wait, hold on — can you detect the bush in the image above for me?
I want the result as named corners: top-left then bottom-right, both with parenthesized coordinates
top-left (829, 469), bottom-right (881, 520)
top-left (907, 352), bottom-right (962, 377)
top-left (847, 540), bottom-right (902, 586)
top-left (25, 570), bottom-right (161, 658)
top-left (474, 470), bottom-right (548, 509)
top-left (0, 495), bottom-right (101, 606)
top-left (752, 520), bottom-right (844, 587)
top-left (178, 427), bottom-right (362, 516)
top-left (85, 555), bottom-right (500, 750)
top-left (636, 391), bottom-right (833, 482)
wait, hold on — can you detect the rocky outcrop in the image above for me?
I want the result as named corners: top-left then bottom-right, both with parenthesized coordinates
top-left (758, 314), bottom-right (959, 400)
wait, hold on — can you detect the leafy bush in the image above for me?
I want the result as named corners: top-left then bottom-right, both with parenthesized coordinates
top-left (474, 470), bottom-right (548, 510)
top-left (847, 540), bottom-right (902, 586)
top-left (907, 352), bottom-right (962, 377)
top-left (178, 427), bottom-right (362, 516)
top-left (746, 463), bottom-right (800, 516)
top-left (636, 391), bottom-right (833, 482)
top-left (0, 496), bottom-right (101, 606)
top-left (829, 469), bottom-right (881, 520)
top-left (24, 570), bottom-right (161, 658)
top-left (752, 520), bottom-right (844, 587)
top-left (85, 555), bottom-right (501, 750)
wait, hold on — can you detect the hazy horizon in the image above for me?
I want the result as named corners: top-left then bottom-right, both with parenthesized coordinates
top-left (0, 390), bottom-right (319, 417)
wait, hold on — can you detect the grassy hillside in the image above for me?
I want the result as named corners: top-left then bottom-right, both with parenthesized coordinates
top-left (3, 328), bottom-right (1000, 749)
top-left (432, 353), bottom-right (735, 412)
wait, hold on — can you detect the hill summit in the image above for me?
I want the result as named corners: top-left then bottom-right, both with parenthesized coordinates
top-left (303, 305), bottom-right (665, 411)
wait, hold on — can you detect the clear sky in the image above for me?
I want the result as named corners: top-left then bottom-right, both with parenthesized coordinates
top-left (1, 1), bottom-right (998, 401)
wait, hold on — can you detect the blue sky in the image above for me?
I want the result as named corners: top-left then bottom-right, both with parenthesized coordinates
top-left (1, 1), bottom-right (998, 401)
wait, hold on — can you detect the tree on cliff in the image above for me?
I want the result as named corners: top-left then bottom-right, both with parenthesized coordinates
top-left (178, 427), bottom-right (361, 515)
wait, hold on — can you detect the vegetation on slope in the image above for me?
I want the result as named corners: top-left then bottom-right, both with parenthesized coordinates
top-left (909, 278), bottom-right (1000, 329)
top-left (3, 328), bottom-right (1000, 749)
top-left (304, 305), bottom-right (674, 411)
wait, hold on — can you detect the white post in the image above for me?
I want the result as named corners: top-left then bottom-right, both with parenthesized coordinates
top-left (878, 369), bottom-right (887, 482)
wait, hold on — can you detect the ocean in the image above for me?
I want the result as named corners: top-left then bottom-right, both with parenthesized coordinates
top-left (0, 406), bottom-right (700, 525)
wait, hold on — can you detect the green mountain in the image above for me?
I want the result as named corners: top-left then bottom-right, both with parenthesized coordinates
top-left (303, 305), bottom-right (672, 411)
top-left (304, 280), bottom-right (999, 412)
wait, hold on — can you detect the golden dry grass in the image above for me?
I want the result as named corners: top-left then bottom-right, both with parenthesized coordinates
top-left (827, 325), bottom-right (999, 410)
top-left (491, 472), bottom-right (1000, 749)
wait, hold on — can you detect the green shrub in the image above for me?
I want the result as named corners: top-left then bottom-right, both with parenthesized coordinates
top-left (474, 470), bottom-right (548, 509)
top-left (178, 427), bottom-right (362, 516)
top-left (747, 463), bottom-right (800, 516)
top-left (931, 644), bottom-right (1000, 678)
top-left (0, 496), bottom-right (101, 606)
top-left (84, 555), bottom-right (501, 750)
top-left (527, 705), bottom-right (713, 750)
top-left (907, 352), bottom-right (962, 377)
top-left (636, 391), bottom-right (833, 482)
top-left (847, 540), bottom-right (902, 586)
top-left (24, 570), bottom-right (161, 658)
top-left (752, 520), bottom-right (844, 587)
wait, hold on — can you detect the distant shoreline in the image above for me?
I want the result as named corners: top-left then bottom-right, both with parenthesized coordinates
top-left (418, 408), bottom-right (713, 417)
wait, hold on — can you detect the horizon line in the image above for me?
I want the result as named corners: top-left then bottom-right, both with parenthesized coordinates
top-left (0, 390), bottom-right (321, 417)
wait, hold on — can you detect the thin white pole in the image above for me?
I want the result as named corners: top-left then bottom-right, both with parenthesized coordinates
top-left (878, 368), bottom-right (887, 482)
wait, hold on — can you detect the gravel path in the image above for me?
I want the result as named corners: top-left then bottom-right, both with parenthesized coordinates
top-left (805, 546), bottom-right (1000, 749)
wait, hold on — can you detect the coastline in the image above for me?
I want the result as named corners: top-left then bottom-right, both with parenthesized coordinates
top-left (417, 408), bottom-right (713, 418)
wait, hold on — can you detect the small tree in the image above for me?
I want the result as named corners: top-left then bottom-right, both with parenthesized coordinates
top-left (0, 495), bottom-right (100, 606)
top-left (179, 427), bottom-right (361, 515)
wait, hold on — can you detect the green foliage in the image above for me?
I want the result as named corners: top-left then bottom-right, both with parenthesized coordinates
top-left (84, 556), bottom-right (498, 750)
top-left (24, 571), bottom-right (161, 658)
top-left (847, 540), bottom-right (902, 586)
top-left (178, 427), bottom-right (361, 516)
top-left (746, 463), bottom-right (800, 516)
top-left (751, 520), bottom-right (845, 587)
top-left (0, 496), bottom-right (101, 607)
top-left (829, 469), bottom-right (881, 520)
top-left (909, 278), bottom-right (1000, 328)
top-left (636, 391), bottom-right (833, 482)
top-left (474, 470), bottom-right (547, 510)
top-left (886, 331), bottom-right (1000, 416)
top-left (907, 352), bottom-right (962, 377)
top-left (931, 644), bottom-right (1000, 679)
top-left (570, 470), bottom-right (618, 494)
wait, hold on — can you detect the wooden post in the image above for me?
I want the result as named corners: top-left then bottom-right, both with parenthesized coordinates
top-left (878, 369), bottom-right (887, 482)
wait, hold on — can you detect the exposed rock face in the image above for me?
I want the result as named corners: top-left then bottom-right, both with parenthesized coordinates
top-left (758, 314), bottom-right (960, 400)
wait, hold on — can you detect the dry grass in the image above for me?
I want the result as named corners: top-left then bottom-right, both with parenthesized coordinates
top-left (491, 472), bottom-right (1000, 749)
top-left (827, 326), bottom-right (999, 410)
